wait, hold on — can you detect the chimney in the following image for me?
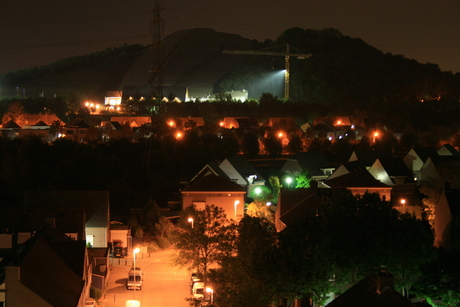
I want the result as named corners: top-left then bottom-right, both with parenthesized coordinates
top-left (376, 268), bottom-right (393, 295)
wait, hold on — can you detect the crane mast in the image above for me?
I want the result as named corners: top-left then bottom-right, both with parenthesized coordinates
top-left (222, 44), bottom-right (311, 100)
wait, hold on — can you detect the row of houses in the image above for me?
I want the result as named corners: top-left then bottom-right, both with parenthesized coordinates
top-left (178, 146), bottom-right (460, 306)
top-left (1, 142), bottom-right (456, 306)
top-left (0, 114), bottom-right (374, 143)
top-left (180, 143), bottom-right (460, 249)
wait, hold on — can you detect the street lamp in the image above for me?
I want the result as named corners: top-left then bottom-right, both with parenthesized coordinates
top-left (133, 247), bottom-right (140, 299)
top-left (206, 287), bottom-right (214, 304)
top-left (285, 176), bottom-right (293, 188)
top-left (188, 217), bottom-right (194, 228)
top-left (234, 200), bottom-right (240, 220)
top-left (373, 131), bottom-right (379, 144)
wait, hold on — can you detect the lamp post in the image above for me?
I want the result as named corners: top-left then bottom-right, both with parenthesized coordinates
top-left (373, 132), bottom-right (379, 144)
top-left (188, 217), bottom-right (194, 229)
top-left (285, 177), bottom-right (293, 188)
top-left (133, 247), bottom-right (140, 299)
top-left (234, 200), bottom-right (240, 220)
top-left (206, 287), bottom-right (214, 304)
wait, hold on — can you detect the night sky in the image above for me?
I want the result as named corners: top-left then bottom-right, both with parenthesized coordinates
top-left (1, 0), bottom-right (459, 74)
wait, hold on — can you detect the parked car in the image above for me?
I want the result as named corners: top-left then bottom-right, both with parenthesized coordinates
top-left (192, 281), bottom-right (205, 299)
top-left (189, 271), bottom-right (202, 289)
top-left (126, 267), bottom-right (143, 290)
top-left (113, 246), bottom-right (124, 258)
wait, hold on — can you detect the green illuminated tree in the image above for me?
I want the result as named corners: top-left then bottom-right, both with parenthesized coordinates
top-left (295, 171), bottom-right (311, 188)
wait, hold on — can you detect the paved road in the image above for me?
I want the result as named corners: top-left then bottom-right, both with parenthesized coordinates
top-left (100, 249), bottom-right (192, 307)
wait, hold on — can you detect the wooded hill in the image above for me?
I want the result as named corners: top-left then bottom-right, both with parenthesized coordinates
top-left (1, 27), bottom-right (459, 130)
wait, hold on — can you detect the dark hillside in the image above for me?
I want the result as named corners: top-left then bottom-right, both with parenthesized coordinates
top-left (1, 28), bottom-right (459, 132)
top-left (219, 27), bottom-right (459, 109)
top-left (0, 44), bottom-right (146, 101)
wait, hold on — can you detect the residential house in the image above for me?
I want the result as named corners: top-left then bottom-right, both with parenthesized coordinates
top-left (104, 91), bottom-right (123, 107)
top-left (0, 120), bottom-right (20, 139)
top-left (434, 184), bottom-right (460, 248)
top-left (110, 223), bottom-right (131, 255)
top-left (312, 116), bottom-right (366, 141)
top-left (326, 270), bottom-right (415, 307)
top-left (181, 174), bottom-right (246, 220)
top-left (18, 120), bottom-right (54, 142)
top-left (190, 156), bottom-right (265, 198)
top-left (314, 116), bottom-right (351, 127)
top-left (403, 147), bottom-right (437, 180)
top-left (274, 185), bottom-right (326, 232)
top-left (168, 117), bottom-right (205, 129)
top-left (418, 155), bottom-right (460, 186)
top-left (281, 151), bottom-right (335, 182)
top-left (368, 157), bottom-right (414, 186)
top-left (219, 117), bottom-right (258, 130)
top-left (24, 114), bottom-right (63, 126)
top-left (323, 170), bottom-right (392, 201)
top-left (218, 155), bottom-right (265, 195)
top-left (437, 143), bottom-right (458, 156)
top-left (348, 149), bottom-right (378, 168)
top-left (110, 117), bottom-right (151, 128)
top-left (88, 247), bottom-right (110, 293)
top-left (327, 160), bottom-right (369, 181)
top-left (64, 119), bottom-right (90, 142)
top-left (263, 117), bottom-right (297, 132)
top-left (24, 191), bottom-right (111, 248)
top-left (0, 226), bottom-right (90, 307)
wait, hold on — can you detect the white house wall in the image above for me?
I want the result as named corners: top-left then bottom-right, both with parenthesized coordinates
top-left (86, 227), bottom-right (107, 248)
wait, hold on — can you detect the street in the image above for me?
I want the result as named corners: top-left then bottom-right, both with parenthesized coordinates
top-left (101, 248), bottom-right (191, 307)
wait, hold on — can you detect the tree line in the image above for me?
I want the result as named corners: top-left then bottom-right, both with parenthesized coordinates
top-left (173, 196), bottom-right (459, 307)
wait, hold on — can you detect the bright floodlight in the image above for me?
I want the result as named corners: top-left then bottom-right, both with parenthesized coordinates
top-left (134, 247), bottom-right (140, 254)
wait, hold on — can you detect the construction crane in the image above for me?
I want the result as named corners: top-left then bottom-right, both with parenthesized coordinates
top-left (222, 44), bottom-right (311, 100)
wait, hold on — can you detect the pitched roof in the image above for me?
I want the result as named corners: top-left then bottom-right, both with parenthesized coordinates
top-left (326, 271), bottom-right (414, 307)
top-left (2, 120), bottom-right (21, 128)
top-left (26, 114), bottom-right (62, 126)
top-left (437, 144), bottom-right (459, 156)
top-left (278, 188), bottom-right (324, 228)
top-left (324, 171), bottom-right (390, 188)
top-left (0, 226), bottom-right (84, 307)
top-left (377, 157), bottom-right (413, 178)
top-left (410, 147), bottom-right (437, 162)
top-left (224, 155), bottom-right (265, 183)
top-left (341, 160), bottom-right (369, 173)
top-left (182, 174), bottom-right (245, 193)
top-left (349, 149), bottom-right (379, 166)
top-left (288, 151), bottom-right (331, 176)
top-left (64, 119), bottom-right (90, 128)
top-left (24, 190), bottom-right (110, 227)
top-left (190, 161), bottom-right (229, 182)
top-left (33, 120), bottom-right (49, 127)
top-left (428, 154), bottom-right (460, 168)
top-left (105, 90), bottom-right (122, 97)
